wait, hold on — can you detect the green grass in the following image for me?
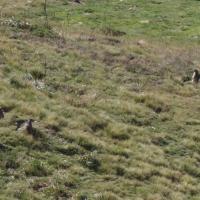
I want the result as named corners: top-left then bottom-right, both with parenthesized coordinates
top-left (0, 0), bottom-right (200, 199)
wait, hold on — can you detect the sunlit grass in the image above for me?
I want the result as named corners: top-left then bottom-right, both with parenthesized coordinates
top-left (0, 0), bottom-right (200, 199)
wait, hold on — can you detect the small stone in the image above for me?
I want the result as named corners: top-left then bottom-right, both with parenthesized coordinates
top-left (137, 39), bottom-right (146, 46)
top-left (140, 20), bottom-right (150, 24)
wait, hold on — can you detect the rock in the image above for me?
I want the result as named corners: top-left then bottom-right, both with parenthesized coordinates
top-left (33, 80), bottom-right (45, 90)
top-left (137, 39), bottom-right (146, 46)
top-left (140, 20), bottom-right (150, 24)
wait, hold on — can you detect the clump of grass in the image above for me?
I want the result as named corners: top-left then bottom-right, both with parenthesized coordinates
top-left (56, 144), bottom-right (81, 156)
top-left (30, 25), bottom-right (56, 38)
top-left (127, 168), bottom-right (160, 181)
top-left (101, 27), bottom-right (126, 37)
top-left (0, 100), bottom-right (16, 112)
top-left (32, 179), bottom-right (49, 191)
top-left (135, 94), bottom-right (170, 113)
top-left (4, 152), bottom-right (20, 169)
top-left (30, 68), bottom-right (46, 80)
top-left (53, 187), bottom-right (73, 199)
top-left (64, 176), bottom-right (77, 189)
top-left (181, 75), bottom-right (191, 82)
top-left (115, 166), bottom-right (126, 176)
top-left (164, 145), bottom-right (188, 157)
top-left (95, 192), bottom-right (121, 200)
top-left (124, 115), bottom-right (152, 126)
top-left (10, 76), bottom-right (26, 89)
top-left (77, 137), bottom-right (98, 151)
top-left (82, 114), bottom-right (108, 133)
top-left (151, 136), bottom-right (170, 147)
top-left (25, 160), bottom-right (51, 177)
top-left (182, 164), bottom-right (200, 178)
top-left (89, 119), bottom-right (108, 132)
top-left (76, 192), bottom-right (89, 200)
top-left (106, 124), bottom-right (130, 141)
top-left (110, 147), bottom-right (130, 159)
top-left (1, 0), bottom-right (200, 199)
top-left (13, 188), bottom-right (38, 200)
top-left (79, 153), bottom-right (101, 172)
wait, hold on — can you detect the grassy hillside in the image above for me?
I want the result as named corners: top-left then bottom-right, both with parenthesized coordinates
top-left (1, 0), bottom-right (200, 199)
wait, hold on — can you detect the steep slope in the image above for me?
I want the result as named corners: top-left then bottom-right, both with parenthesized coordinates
top-left (0, 0), bottom-right (200, 199)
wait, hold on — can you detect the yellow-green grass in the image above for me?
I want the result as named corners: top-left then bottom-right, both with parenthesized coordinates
top-left (0, 0), bottom-right (200, 199)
